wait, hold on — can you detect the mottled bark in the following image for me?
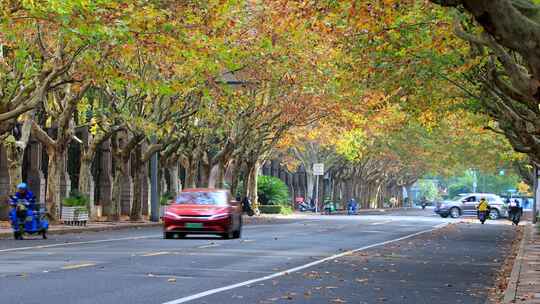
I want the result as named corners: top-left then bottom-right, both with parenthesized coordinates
top-left (45, 146), bottom-right (69, 220)
top-left (78, 148), bottom-right (95, 218)
top-left (130, 146), bottom-right (143, 221)
top-left (168, 162), bottom-right (180, 195)
top-left (3, 117), bottom-right (32, 192)
top-left (247, 160), bottom-right (260, 213)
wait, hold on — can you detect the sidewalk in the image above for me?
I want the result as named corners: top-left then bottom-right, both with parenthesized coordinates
top-left (505, 223), bottom-right (540, 303)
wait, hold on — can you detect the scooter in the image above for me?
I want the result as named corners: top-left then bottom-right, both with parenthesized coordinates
top-left (9, 198), bottom-right (49, 240)
top-left (478, 210), bottom-right (488, 224)
top-left (298, 202), bottom-right (315, 212)
top-left (347, 204), bottom-right (357, 215)
top-left (509, 207), bottom-right (523, 226)
top-left (323, 202), bottom-right (336, 215)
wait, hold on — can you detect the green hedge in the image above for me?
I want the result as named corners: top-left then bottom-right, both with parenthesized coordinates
top-left (63, 191), bottom-right (89, 208)
top-left (259, 205), bottom-right (293, 215)
top-left (258, 176), bottom-right (290, 205)
top-left (259, 205), bottom-right (282, 214)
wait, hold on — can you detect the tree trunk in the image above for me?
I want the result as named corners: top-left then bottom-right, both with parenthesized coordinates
top-left (183, 157), bottom-right (198, 189)
top-left (332, 178), bottom-right (341, 206)
top-left (159, 167), bottom-right (168, 195)
top-left (306, 173), bottom-right (315, 203)
top-left (4, 117), bottom-right (33, 192)
top-left (247, 160), bottom-right (260, 213)
top-left (214, 160), bottom-right (226, 189)
top-left (130, 146), bottom-right (143, 221)
top-left (168, 163), bottom-right (180, 195)
top-left (45, 147), bottom-right (69, 221)
top-left (78, 148), bottom-right (96, 219)
top-left (199, 161), bottom-right (211, 187)
top-left (405, 184), bottom-right (414, 207)
top-left (5, 144), bottom-right (24, 194)
top-left (110, 141), bottom-right (128, 221)
top-left (110, 173), bottom-right (122, 221)
top-left (229, 160), bottom-right (241, 198)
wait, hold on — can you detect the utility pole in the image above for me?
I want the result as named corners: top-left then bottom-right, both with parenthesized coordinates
top-left (150, 137), bottom-right (159, 222)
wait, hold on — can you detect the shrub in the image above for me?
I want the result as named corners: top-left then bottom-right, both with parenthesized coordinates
top-left (259, 205), bottom-right (282, 214)
top-left (259, 205), bottom-right (293, 215)
top-left (160, 192), bottom-right (175, 206)
top-left (280, 205), bottom-right (293, 215)
top-left (63, 192), bottom-right (89, 209)
top-left (258, 176), bottom-right (290, 205)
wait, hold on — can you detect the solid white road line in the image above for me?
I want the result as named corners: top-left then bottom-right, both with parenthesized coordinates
top-left (0, 235), bottom-right (159, 253)
top-left (0, 224), bottom-right (279, 254)
top-left (161, 223), bottom-right (449, 304)
top-left (141, 251), bottom-right (171, 257)
top-left (370, 220), bottom-right (393, 225)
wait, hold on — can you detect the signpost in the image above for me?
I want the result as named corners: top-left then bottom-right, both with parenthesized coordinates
top-left (313, 163), bottom-right (324, 213)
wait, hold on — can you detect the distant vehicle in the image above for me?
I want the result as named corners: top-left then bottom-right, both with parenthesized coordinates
top-left (434, 193), bottom-right (507, 220)
top-left (162, 189), bottom-right (243, 239)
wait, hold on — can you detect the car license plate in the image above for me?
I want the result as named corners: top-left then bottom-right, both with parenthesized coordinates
top-left (185, 223), bottom-right (203, 229)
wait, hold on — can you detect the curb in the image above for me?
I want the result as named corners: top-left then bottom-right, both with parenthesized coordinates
top-left (0, 222), bottom-right (162, 239)
top-left (503, 223), bottom-right (530, 303)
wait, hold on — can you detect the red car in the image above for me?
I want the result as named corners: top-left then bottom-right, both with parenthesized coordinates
top-left (162, 189), bottom-right (242, 239)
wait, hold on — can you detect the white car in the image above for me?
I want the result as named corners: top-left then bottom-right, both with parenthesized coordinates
top-left (434, 193), bottom-right (507, 219)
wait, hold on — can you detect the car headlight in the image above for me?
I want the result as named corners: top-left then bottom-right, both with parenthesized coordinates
top-left (165, 211), bottom-right (182, 219)
top-left (210, 213), bottom-right (230, 220)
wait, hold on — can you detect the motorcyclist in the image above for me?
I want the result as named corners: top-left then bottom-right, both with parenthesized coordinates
top-left (508, 199), bottom-right (523, 226)
top-left (420, 197), bottom-right (428, 210)
top-left (9, 182), bottom-right (36, 211)
top-left (476, 197), bottom-right (490, 224)
top-left (241, 196), bottom-right (255, 216)
top-left (347, 198), bottom-right (358, 215)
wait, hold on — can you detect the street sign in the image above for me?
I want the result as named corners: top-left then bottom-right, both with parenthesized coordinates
top-left (313, 163), bottom-right (324, 176)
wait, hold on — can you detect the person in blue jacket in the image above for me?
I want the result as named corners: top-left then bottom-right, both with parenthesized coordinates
top-left (9, 182), bottom-right (36, 211)
top-left (347, 198), bottom-right (358, 215)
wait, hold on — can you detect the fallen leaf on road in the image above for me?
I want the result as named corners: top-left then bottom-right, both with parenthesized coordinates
top-left (168, 278), bottom-right (176, 283)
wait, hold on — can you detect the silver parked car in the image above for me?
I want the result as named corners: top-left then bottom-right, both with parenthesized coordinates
top-left (434, 193), bottom-right (507, 220)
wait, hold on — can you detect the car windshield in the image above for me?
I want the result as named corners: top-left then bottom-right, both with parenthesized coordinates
top-left (174, 192), bottom-right (227, 206)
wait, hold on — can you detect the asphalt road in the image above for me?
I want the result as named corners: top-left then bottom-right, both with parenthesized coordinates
top-left (0, 212), bottom-right (517, 304)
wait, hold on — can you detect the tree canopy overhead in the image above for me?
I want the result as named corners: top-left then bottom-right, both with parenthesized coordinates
top-left (0, 0), bottom-right (532, 215)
